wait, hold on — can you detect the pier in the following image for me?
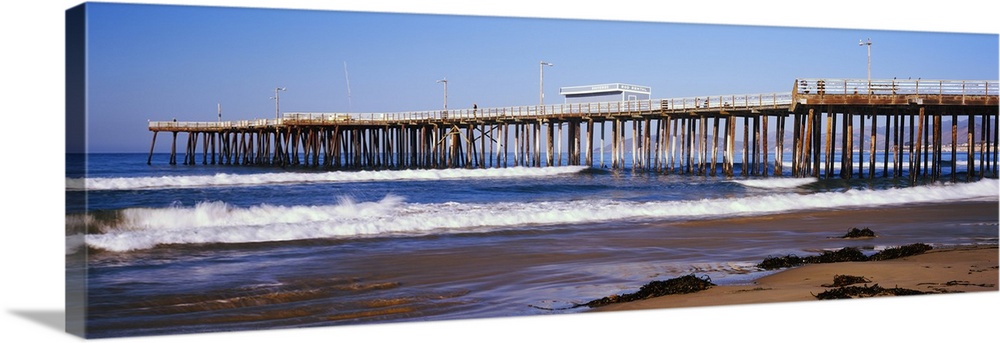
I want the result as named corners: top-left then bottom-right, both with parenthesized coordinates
top-left (148, 78), bottom-right (998, 181)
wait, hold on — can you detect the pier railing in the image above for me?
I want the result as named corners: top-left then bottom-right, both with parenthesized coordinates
top-left (148, 79), bottom-right (997, 131)
top-left (149, 92), bottom-right (792, 130)
top-left (794, 78), bottom-right (997, 96)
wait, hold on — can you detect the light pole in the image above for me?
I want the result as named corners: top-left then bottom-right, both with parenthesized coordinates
top-left (437, 78), bottom-right (448, 115)
top-left (859, 38), bottom-right (872, 90)
top-left (271, 87), bottom-right (286, 122)
top-left (539, 61), bottom-right (553, 111)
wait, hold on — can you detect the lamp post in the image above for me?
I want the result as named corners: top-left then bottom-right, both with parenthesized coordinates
top-left (271, 87), bottom-right (286, 122)
top-left (437, 78), bottom-right (448, 115)
top-left (859, 38), bottom-right (872, 90)
top-left (539, 61), bottom-right (553, 112)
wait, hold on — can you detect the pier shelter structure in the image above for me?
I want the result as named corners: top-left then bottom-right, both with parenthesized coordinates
top-left (560, 83), bottom-right (651, 103)
top-left (147, 78), bottom-right (998, 182)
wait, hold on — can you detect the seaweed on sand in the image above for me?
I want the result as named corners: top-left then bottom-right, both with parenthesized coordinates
top-left (821, 274), bottom-right (872, 287)
top-left (814, 284), bottom-right (927, 300)
top-left (582, 274), bottom-right (716, 308)
top-left (757, 247), bottom-right (868, 270)
top-left (841, 227), bottom-right (876, 238)
top-left (757, 244), bottom-right (934, 270)
top-left (868, 243), bottom-right (933, 261)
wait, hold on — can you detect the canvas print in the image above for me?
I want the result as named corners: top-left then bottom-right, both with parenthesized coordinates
top-left (65, 2), bottom-right (999, 339)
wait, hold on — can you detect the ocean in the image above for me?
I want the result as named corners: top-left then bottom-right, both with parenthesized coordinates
top-left (66, 152), bottom-right (999, 338)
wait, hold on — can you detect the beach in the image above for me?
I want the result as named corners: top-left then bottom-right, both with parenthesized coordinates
top-left (586, 199), bottom-right (999, 313)
top-left (593, 245), bottom-right (998, 312)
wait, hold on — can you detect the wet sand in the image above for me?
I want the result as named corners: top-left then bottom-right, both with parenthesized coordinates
top-left (590, 199), bottom-right (999, 312)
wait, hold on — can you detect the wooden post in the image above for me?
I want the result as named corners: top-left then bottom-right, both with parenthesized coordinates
top-left (824, 110), bottom-right (834, 177)
top-left (183, 132), bottom-right (194, 165)
top-left (893, 112), bottom-right (901, 178)
top-left (202, 131), bottom-right (211, 165)
top-left (611, 119), bottom-right (618, 169)
top-left (546, 121), bottom-right (554, 167)
top-left (684, 118), bottom-right (692, 174)
top-left (741, 116), bottom-right (749, 176)
top-left (792, 113), bottom-right (801, 175)
top-left (869, 113), bottom-right (876, 179)
top-left (534, 121), bottom-right (541, 167)
top-left (600, 121), bottom-right (606, 168)
top-left (935, 114), bottom-right (943, 179)
top-left (170, 132), bottom-right (178, 165)
top-left (913, 108), bottom-right (925, 182)
top-left (922, 113), bottom-right (931, 176)
top-left (799, 108), bottom-right (816, 176)
top-left (967, 111), bottom-right (975, 180)
top-left (980, 113), bottom-right (988, 176)
top-left (654, 118), bottom-right (663, 172)
top-left (670, 117), bottom-right (679, 173)
top-left (726, 116), bottom-right (735, 176)
top-left (633, 120), bottom-right (641, 169)
top-left (751, 116), bottom-right (759, 175)
top-left (464, 124), bottom-right (472, 169)
top-left (587, 119), bottom-right (595, 167)
top-left (645, 118), bottom-right (653, 171)
top-left (575, 120), bottom-right (582, 166)
top-left (994, 111), bottom-right (999, 176)
top-left (882, 113), bottom-right (890, 177)
top-left (858, 114), bottom-right (865, 178)
top-left (147, 131), bottom-right (158, 165)
top-left (761, 115), bottom-right (769, 176)
top-left (844, 112), bottom-right (853, 179)
top-left (695, 116), bottom-right (705, 175)
top-left (775, 115), bottom-right (784, 176)
top-left (711, 116), bottom-right (720, 176)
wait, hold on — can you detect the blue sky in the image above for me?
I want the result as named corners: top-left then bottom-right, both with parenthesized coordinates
top-left (80, 3), bottom-right (998, 153)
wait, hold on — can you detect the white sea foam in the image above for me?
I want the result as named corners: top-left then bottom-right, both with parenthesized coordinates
top-left (82, 178), bottom-right (999, 252)
top-left (733, 177), bottom-right (817, 189)
top-left (66, 166), bottom-right (589, 191)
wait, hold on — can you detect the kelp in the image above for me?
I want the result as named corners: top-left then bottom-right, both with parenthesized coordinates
top-left (582, 274), bottom-right (715, 308)
top-left (757, 244), bottom-right (934, 270)
top-left (868, 243), bottom-right (933, 261)
top-left (821, 274), bottom-right (872, 287)
top-left (757, 247), bottom-right (867, 270)
top-left (841, 227), bottom-right (876, 238)
top-left (814, 284), bottom-right (926, 300)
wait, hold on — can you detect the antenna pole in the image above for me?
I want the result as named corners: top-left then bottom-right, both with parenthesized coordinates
top-left (344, 61), bottom-right (353, 112)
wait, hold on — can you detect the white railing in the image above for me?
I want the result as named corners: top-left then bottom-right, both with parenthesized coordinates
top-left (795, 78), bottom-right (998, 96)
top-left (150, 93), bottom-right (792, 130)
top-left (150, 79), bottom-right (996, 130)
top-left (659, 93), bottom-right (792, 111)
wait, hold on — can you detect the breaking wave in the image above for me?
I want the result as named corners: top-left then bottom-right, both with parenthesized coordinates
top-left (66, 166), bottom-right (589, 191)
top-left (732, 177), bottom-right (818, 189)
top-left (74, 179), bottom-right (998, 252)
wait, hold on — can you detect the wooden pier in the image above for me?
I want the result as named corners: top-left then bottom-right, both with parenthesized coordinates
top-left (148, 78), bottom-right (999, 180)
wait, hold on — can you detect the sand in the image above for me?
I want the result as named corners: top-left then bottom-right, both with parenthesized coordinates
top-left (592, 245), bottom-right (998, 312)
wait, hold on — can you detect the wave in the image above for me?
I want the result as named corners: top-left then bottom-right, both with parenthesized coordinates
top-left (732, 177), bottom-right (817, 189)
top-left (66, 166), bottom-right (590, 191)
top-left (74, 179), bottom-right (999, 252)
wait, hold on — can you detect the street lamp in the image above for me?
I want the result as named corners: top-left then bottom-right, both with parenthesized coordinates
top-left (270, 87), bottom-right (286, 122)
top-left (859, 38), bottom-right (872, 90)
top-left (436, 78), bottom-right (448, 115)
top-left (539, 61), bottom-right (553, 110)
